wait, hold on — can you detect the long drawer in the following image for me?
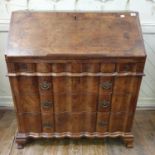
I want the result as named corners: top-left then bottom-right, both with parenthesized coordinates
top-left (7, 61), bottom-right (144, 73)
top-left (9, 76), bottom-right (140, 114)
top-left (17, 111), bottom-right (133, 134)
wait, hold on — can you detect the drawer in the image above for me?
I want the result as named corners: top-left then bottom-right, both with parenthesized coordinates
top-left (100, 63), bottom-right (115, 73)
top-left (117, 63), bottom-right (136, 72)
top-left (96, 112), bottom-right (110, 133)
top-left (55, 112), bottom-right (96, 133)
top-left (98, 93), bottom-right (111, 112)
top-left (7, 63), bottom-right (36, 73)
top-left (37, 63), bottom-right (52, 73)
top-left (9, 77), bottom-right (41, 113)
top-left (38, 77), bottom-right (54, 113)
top-left (17, 76), bottom-right (39, 95)
top-left (109, 112), bottom-right (133, 132)
top-left (111, 94), bottom-right (133, 113)
top-left (41, 99), bottom-right (53, 112)
top-left (17, 113), bottom-right (42, 133)
top-left (136, 63), bottom-right (145, 73)
top-left (99, 77), bottom-right (114, 92)
top-left (53, 93), bottom-right (98, 113)
top-left (38, 77), bottom-right (52, 94)
top-left (7, 62), bottom-right (116, 74)
top-left (17, 95), bottom-right (41, 113)
top-left (42, 113), bottom-right (54, 133)
top-left (113, 76), bottom-right (140, 94)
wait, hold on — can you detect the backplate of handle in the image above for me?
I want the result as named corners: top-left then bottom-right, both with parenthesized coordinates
top-left (40, 81), bottom-right (50, 90)
top-left (101, 81), bottom-right (112, 90)
top-left (43, 123), bottom-right (53, 129)
top-left (98, 121), bottom-right (108, 127)
top-left (42, 101), bottom-right (52, 109)
top-left (100, 100), bottom-right (110, 108)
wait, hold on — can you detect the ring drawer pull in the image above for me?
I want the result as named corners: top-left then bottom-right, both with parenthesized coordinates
top-left (42, 101), bottom-right (52, 109)
top-left (98, 121), bottom-right (108, 127)
top-left (100, 100), bottom-right (110, 108)
top-left (40, 81), bottom-right (50, 90)
top-left (101, 81), bottom-right (112, 90)
top-left (43, 123), bottom-right (53, 129)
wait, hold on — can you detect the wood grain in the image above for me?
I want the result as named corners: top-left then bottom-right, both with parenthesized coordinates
top-left (5, 12), bottom-right (146, 149)
top-left (6, 11), bottom-right (146, 58)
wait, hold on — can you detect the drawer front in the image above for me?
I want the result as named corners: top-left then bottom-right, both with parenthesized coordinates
top-left (42, 113), bottom-right (54, 133)
top-left (111, 94), bottom-right (133, 113)
top-left (53, 92), bottom-right (98, 113)
top-left (16, 111), bottom-right (134, 134)
top-left (111, 76), bottom-right (141, 113)
top-left (117, 63), bottom-right (136, 72)
top-left (7, 62), bottom-right (116, 73)
top-left (109, 112), bottom-right (133, 132)
top-left (7, 63), bottom-right (35, 73)
top-left (96, 112), bottom-right (109, 132)
top-left (17, 113), bottom-right (42, 133)
top-left (9, 70), bottom-right (141, 114)
top-left (55, 112), bottom-right (96, 133)
top-left (113, 76), bottom-right (140, 94)
top-left (52, 63), bottom-right (100, 112)
top-left (100, 63), bottom-right (115, 73)
top-left (117, 62), bottom-right (145, 73)
top-left (38, 76), bottom-right (54, 114)
top-left (7, 61), bottom-right (144, 74)
top-left (99, 77), bottom-right (114, 92)
top-left (98, 93), bottom-right (111, 112)
top-left (9, 77), bottom-right (40, 113)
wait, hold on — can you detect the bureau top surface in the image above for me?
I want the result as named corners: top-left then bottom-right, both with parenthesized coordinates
top-left (6, 11), bottom-right (146, 58)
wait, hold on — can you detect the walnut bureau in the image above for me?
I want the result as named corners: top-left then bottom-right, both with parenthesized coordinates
top-left (5, 11), bottom-right (146, 149)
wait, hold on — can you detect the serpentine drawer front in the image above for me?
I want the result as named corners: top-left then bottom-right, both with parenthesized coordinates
top-left (5, 11), bottom-right (146, 149)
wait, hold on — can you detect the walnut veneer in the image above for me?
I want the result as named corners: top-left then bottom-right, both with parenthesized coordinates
top-left (5, 11), bottom-right (146, 149)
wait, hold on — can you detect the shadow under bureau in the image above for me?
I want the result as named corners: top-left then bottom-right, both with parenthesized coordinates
top-left (5, 11), bottom-right (146, 149)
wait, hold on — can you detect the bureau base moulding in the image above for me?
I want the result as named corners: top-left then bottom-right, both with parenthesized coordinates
top-left (16, 132), bottom-right (134, 149)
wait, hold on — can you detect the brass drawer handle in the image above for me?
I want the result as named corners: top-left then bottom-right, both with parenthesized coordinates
top-left (100, 100), bottom-right (110, 108)
top-left (40, 82), bottom-right (50, 90)
top-left (98, 121), bottom-right (108, 127)
top-left (101, 81), bottom-right (112, 90)
top-left (43, 123), bottom-right (53, 129)
top-left (42, 101), bottom-right (52, 109)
